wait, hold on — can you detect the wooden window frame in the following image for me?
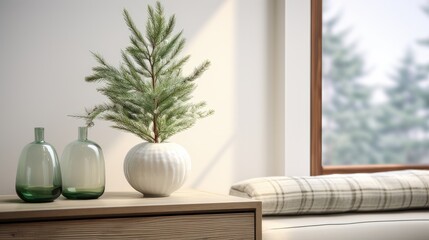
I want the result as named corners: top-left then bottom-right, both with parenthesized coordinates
top-left (310, 0), bottom-right (429, 175)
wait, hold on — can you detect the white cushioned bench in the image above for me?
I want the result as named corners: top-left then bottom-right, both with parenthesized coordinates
top-left (263, 210), bottom-right (429, 240)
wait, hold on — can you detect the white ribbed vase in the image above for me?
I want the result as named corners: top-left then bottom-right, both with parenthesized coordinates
top-left (124, 142), bottom-right (191, 197)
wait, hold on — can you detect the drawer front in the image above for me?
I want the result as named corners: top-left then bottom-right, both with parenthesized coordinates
top-left (0, 212), bottom-right (255, 239)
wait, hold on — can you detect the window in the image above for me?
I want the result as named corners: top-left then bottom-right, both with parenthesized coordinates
top-left (311, 0), bottom-right (429, 175)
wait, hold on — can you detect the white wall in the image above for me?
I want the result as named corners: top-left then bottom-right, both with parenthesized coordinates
top-left (0, 0), bottom-right (293, 195)
top-left (284, 0), bottom-right (311, 176)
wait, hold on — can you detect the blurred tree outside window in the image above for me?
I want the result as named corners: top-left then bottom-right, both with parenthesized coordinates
top-left (322, 0), bottom-right (429, 166)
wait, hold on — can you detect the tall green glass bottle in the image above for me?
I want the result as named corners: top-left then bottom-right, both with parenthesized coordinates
top-left (16, 128), bottom-right (62, 202)
top-left (61, 127), bottom-right (105, 199)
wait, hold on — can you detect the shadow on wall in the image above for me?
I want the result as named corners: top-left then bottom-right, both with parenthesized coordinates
top-left (190, 135), bottom-right (235, 189)
top-left (189, 0), bottom-right (285, 190)
top-left (233, 0), bottom-right (284, 182)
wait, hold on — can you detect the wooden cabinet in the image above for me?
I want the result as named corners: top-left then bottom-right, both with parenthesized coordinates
top-left (0, 189), bottom-right (261, 239)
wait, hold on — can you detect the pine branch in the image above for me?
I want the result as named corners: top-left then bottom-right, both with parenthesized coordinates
top-left (74, 1), bottom-right (213, 143)
top-left (185, 60), bottom-right (211, 82)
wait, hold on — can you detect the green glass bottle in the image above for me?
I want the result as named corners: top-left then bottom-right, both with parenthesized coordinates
top-left (61, 127), bottom-right (105, 199)
top-left (15, 128), bottom-right (62, 202)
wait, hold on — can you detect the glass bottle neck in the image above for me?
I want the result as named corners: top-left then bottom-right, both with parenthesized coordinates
top-left (34, 127), bottom-right (44, 143)
top-left (78, 127), bottom-right (88, 141)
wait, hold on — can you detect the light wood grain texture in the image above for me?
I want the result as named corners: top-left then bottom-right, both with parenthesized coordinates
top-left (0, 189), bottom-right (261, 239)
top-left (0, 213), bottom-right (254, 240)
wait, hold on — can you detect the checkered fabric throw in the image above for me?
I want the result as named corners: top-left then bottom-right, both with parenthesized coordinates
top-left (230, 170), bottom-right (429, 215)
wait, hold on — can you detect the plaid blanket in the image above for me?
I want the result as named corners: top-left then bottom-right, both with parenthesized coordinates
top-left (230, 170), bottom-right (429, 215)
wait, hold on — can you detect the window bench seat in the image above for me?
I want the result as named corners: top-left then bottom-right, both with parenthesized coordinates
top-left (230, 170), bottom-right (429, 239)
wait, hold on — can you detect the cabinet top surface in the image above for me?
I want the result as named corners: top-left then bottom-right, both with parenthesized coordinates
top-left (0, 189), bottom-right (260, 222)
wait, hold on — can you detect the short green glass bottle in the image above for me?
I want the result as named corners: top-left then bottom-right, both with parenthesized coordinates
top-left (61, 127), bottom-right (105, 199)
top-left (16, 128), bottom-right (62, 202)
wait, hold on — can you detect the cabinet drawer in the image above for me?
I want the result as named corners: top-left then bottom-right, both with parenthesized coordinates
top-left (0, 212), bottom-right (255, 239)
